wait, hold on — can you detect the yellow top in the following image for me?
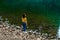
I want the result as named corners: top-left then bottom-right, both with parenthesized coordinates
top-left (22, 17), bottom-right (27, 25)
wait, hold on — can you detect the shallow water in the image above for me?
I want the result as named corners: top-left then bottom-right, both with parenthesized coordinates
top-left (57, 25), bottom-right (60, 38)
top-left (0, 0), bottom-right (60, 39)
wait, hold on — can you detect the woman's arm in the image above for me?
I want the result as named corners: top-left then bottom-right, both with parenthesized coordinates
top-left (25, 18), bottom-right (27, 26)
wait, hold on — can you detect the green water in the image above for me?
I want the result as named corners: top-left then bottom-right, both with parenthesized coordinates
top-left (0, 0), bottom-right (60, 36)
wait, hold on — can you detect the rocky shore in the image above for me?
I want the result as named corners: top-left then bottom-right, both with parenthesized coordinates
top-left (0, 16), bottom-right (57, 40)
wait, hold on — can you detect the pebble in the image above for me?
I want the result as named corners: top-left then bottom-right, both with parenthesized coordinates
top-left (0, 18), bottom-right (57, 40)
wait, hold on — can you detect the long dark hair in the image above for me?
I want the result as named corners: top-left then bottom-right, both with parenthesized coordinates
top-left (22, 13), bottom-right (26, 18)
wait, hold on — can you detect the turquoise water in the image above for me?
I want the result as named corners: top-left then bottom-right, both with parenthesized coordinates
top-left (0, 0), bottom-right (60, 37)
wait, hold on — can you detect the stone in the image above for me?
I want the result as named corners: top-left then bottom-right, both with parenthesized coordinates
top-left (0, 18), bottom-right (56, 40)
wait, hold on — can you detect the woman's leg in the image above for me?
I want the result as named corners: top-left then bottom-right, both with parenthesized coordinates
top-left (23, 23), bottom-right (26, 31)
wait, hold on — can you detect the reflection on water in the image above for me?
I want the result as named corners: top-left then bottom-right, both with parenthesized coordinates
top-left (57, 25), bottom-right (60, 38)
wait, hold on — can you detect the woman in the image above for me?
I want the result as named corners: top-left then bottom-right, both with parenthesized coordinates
top-left (22, 13), bottom-right (27, 31)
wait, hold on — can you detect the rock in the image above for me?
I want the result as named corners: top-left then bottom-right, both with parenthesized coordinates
top-left (37, 38), bottom-right (40, 40)
top-left (0, 25), bottom-right (3, 28)
top-left (16, 26), bottom-right (21, 30)
top-left (0, 17), bottom-right (56, 40)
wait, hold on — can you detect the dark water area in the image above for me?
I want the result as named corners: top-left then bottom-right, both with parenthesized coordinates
top-left (0, 0), bottom-right (60, 38)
